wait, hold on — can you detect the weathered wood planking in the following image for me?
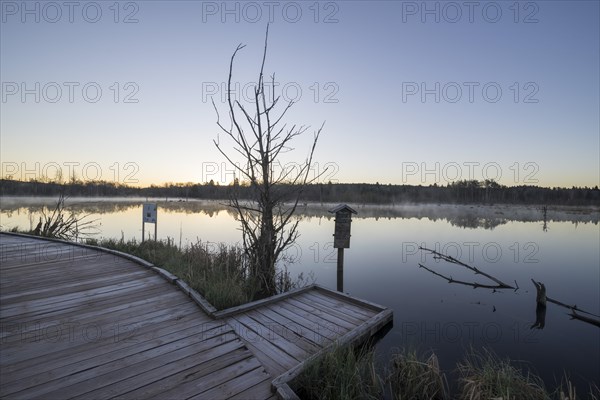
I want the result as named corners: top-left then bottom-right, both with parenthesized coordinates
top-left (0, 233), bottom-right (272, 399)
top-left (0, 233), bottom-right (393, 399)
top-left (224, 286), bottom-right (392, 389)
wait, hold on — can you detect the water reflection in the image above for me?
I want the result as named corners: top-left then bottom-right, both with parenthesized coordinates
top-left (1, 196), bottom-right (599, 388)
top-left (419, 248), bottom-right (600, 330)
top-left (1, 197), bottom-right (598, 231)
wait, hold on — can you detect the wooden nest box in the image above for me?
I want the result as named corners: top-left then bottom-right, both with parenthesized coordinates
top-left (329, 204), bottom-right (357, 248)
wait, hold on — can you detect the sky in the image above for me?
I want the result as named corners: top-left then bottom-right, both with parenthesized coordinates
top-left (1, 0), bottom-right (599, 188)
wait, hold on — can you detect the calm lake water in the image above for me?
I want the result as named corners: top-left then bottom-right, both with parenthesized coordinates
top-left (1, 197), bottom-right (599, 389)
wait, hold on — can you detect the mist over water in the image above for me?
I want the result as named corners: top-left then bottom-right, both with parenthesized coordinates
top-left (1, 197), bottom-right (599, 388)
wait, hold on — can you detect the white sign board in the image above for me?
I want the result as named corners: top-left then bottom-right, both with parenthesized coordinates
top-left (143, 203), bottom-right (157, 223)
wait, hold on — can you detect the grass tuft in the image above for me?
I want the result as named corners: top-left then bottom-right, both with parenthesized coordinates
top-left (457, 347), bottom-right (547, 400)
top-left (295, 346), bottom-right (383, 400)
top-left (387, 348), bottom-right (448, 400)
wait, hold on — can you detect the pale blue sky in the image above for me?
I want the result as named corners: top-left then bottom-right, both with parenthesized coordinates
top-left (1, 1), bottom-right (598, 187)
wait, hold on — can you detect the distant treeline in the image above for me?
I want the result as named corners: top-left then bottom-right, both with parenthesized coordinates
top-left (1, 179), bottom-right (599, 206)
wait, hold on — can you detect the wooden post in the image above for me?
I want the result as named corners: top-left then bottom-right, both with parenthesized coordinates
top-left (142, 220), bottom-right (145, 242)
top-left (337, 248), bottom-right (344, 292)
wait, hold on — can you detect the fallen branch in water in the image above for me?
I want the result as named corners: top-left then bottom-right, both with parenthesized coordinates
top-left (416, 247), bottom-right (600, 329)
top-left (531, 279), bottom-right (600, 319)
top-left (418, 263), bottom-right (512, 290)
top-left (569, 311), bottom-right (600, 327)
top-left (419, 247), bottom-right (516, 290)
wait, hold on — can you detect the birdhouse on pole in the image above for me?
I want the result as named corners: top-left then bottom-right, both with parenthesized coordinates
top-left (329, 204), bottom-right (357, 293)
top-left (329, 204), bottom-right (357, 248)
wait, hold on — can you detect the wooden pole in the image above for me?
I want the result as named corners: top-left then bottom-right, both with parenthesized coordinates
top-left (337, 248), bottom-right (344, 292)
top-left (142, 222), bottom-right (145, 243)
top-left (154, 222), bottom-right (157, 241)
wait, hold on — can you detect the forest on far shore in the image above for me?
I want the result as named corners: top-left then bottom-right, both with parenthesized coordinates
top-left (1, 179), bottom-right (598, 206)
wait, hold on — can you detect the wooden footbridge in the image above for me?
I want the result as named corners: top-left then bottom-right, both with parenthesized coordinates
top-left (0, 233), bottom-right (392, 399)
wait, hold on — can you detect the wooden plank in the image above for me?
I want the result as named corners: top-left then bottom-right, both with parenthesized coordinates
top-left (299, 292), bottom-right (375, 321)
top-left (0, 263), bottom-right (125, 286)
top-left (272, 309), bottom-right (393, 390)
top-left (0, 276), bottom-right (167, 319)
top-left (294, 293), bottom-right (368, 325)
top-left (226, 317), bottom-right (297, 377)
top-left (259, 303), bottom-right (336, 344)
top-left (311, 285), bottom-right (387, 312)
top-left (190, 366), bottom-right (271, 400)
top-left (2, 287), bottom-right (186, 330)
top-left (1, 298), bottom-right (201, 361)
top-left (1, 301), bottom-right (201, 365)
top-left (116, 344), bottom-right (252, 400)
top-left (0, 262), bottom-right (135, 289)
top-left (235, 312), bottom-right (312, 360)
top-left (0, 232), bottom-right (155, 269)
top-left (285, 297), bottom-right (358, 330)
top-left (0, 247), bottom-right (129, 269)
top-left (0, 253), bottom-right (130, 275)
top-left (0, 249), bottom-right (123, 268)
top-left (146, 352), bottom-right (264, 400)
top-left (0, 284), bottom-right (171, 333)
top-left (189, 288), bottom-right (218, 315)
top-left (152, 266), bottom-right (179, 283)
top-left (1, 318), bottom-right (222, 384)
top-left (212, 285), bottom-right (315, 319)
top-left (233, 338), bottom-right (289, 378)
top-left (273, 300), bottom-right (350, 340)
top-left (0, 274), bottom-right (164, 314)
top-left (262, 305), bottom-right (332, 349)
top-left (168, 357), bottom-right (266, 400)
top-left (0, 270), bottom-right (151, 304)
top-left (308, 289), bottom-right (379, 318)
top-left (0, 291), bottom-right (189, 346)
top-left (311, 287), bottom-right (385, 317)
top-left (228, 377), bottom-right (275, 400)
top-left (275, 383), bottom-right (302, 400)
top-left (0, 289), bottom-right (182, 342)
top-left (250, 308), bottom-right (322, 353)
top-left (25, 331), bottom-right (245, 400)
top-left (229, 314), bottom-right (308, 362)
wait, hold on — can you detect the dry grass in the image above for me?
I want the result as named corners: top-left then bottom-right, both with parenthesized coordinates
top-left (387, 348), bottom-right (448, 400)
top-left (457, 347), bottom-right (547, 400)
top-left (295, 346), bottom-right (383, 400)
top-left (90, 236), bottom-right (252, 309)
top-left (551, 374), bottom-right (600, 400)
top-left (87, 235), bottom-right (309, 310)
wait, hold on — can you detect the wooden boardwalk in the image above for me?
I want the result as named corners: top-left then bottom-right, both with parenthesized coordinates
top-left (0, 233), bottom-right (392, 399)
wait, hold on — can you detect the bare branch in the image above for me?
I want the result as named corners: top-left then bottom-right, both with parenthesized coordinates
top-left (418, 263), bottom-right (509, 290)
top-left (419, 246), bottom-right (515, 289)
top-left (210, 25), bottom-right (324, 297)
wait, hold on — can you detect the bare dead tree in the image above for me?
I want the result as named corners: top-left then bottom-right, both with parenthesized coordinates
top-left (212, 25), bottom-right (324, 298)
